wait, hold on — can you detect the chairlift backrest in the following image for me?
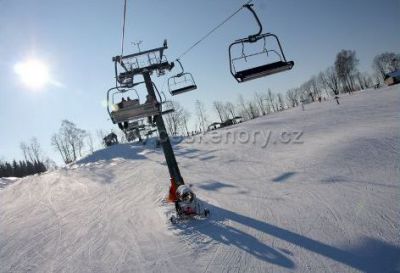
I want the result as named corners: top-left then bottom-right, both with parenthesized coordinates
top-left (117, 71), bottom-right (134, 87)
top-left (111, 88), bottom-right (140, 105)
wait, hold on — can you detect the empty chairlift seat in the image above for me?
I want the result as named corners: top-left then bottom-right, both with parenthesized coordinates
top-left (161, 100), bottom-right (175, 115)
top-left (169, 82), bottom-right (197, 96)
top-left (234, 60), bottom-right (294, 82)
top-left (168, 60), bottom-right (197, 96)
top-left (228, 4), bottom-right (294, 83)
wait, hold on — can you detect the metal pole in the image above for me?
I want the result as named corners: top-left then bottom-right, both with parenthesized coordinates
top-left (142, 71), bottom-right (184, 188)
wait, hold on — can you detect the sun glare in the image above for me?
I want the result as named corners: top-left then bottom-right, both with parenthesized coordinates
top-left (14, 59), bottom-right (50, 90)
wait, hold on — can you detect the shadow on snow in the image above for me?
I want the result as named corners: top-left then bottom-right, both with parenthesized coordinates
top-left (75, 143), bottom-right (148, 164)
top-left (172, 203), bottom-right (400, 272)
top-left (272, 172), bottom-right (297, 182)
top-left (196, 180), bottom-right (236, 191)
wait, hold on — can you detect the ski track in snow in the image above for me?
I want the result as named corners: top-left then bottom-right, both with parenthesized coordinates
top-left (1, 86), bottom-right (400, 272)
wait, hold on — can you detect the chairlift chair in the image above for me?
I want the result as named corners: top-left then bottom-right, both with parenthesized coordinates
top-left (229, 4), bottom-right (294, 83)
top-left (117, 71), bottom-right (134, 88)
top-left (106, 85), bottom-right (160, 124)
top-left (145, 129), bottom-right (158, 136)
top-left (168, 59), bottom-right (197, 96)
top-left (125, 120), bottom-right (146, 131)
top-left (161, 101), bottom-right (175, 115)
top-left (148, 82), bottom-right (175, 115)
top-left (159, 91), bottom-right (175, 115)
top-left (125, 120), bottom-right (146, 142)
top-left (126, 126), bottom-right (144, 142)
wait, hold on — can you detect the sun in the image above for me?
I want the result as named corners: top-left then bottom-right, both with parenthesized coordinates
top-left (14, 59), bottom-right (50, 90)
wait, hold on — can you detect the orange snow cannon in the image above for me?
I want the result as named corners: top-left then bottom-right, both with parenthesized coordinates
top-left (167, 177), bottom-right (178, 202)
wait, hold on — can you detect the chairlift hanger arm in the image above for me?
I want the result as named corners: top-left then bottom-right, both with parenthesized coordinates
top-left (113, 55), bottom-right (129, 73)
top-left (151, 81), bottom-right (163, 103)
top-left (174, 59), bottom-right (185, 77)
top-left (243, 4), bottom-right (262, 41)
top-left (160, 91), bottom-right (167, 103)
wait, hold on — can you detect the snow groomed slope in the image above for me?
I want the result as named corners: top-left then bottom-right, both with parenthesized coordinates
top-left (1, 86), bottom-right (399, 272)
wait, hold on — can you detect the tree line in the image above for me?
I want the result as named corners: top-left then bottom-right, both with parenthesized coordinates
top-left (1, 137), bottom-right (49, 177)
top-left (0, 137), bottom-right (56, 178)
top-left (45, 50), bottom-right (400, 162)
top-left (162, 50), bottom-right (400, 135)
top-left (0, 160), bottom-right (47, 178)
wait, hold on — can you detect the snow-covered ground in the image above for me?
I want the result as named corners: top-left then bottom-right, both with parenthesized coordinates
top-left (1, 86), bottom-right (399, 273)
top-left (0, 177), bottom-right (19, 189)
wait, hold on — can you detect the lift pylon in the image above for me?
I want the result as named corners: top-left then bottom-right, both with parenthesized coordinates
top-left (110, 40), bottom-right (184, 192)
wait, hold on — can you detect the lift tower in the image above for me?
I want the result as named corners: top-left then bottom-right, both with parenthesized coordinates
top-left (111, 41), bottom-right (184, 192)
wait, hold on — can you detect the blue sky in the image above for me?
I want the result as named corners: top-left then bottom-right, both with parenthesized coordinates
top-left (0, 0), bottom-right (399, 164)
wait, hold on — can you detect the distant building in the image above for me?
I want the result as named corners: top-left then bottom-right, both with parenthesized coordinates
top-left (384, 70), bottom-right (400, 86)
top-left (103, 132), bottom-right (118, 147)
top-left (208, 116), bottom-right (243, 131)
top-left (207, 122), bottom-right (221, 131)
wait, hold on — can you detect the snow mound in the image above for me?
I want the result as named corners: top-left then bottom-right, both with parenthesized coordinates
top-left (0, 177), bottom-right (19, 189)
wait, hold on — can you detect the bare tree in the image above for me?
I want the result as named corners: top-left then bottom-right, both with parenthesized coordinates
top-left (237, 94), bottom-right (252, 120)
top-left (195, 100), bottom-right (208, 132)
top-left (51, 120), bottom-right (86, 164)
top-left (301, 80), bottom-right (314, 102)
top-left (266, 89), bottom-right (277, 112)
top-left (30, 138), bottom-right (42, 162)
top-left (212, 101), bottom-right (227, 122)
top-left (254, 91), bottom-right (268, 115)
top-left (320, 66), bottom-right (340, 96)
top-left (247, 101), bottom-right (259, 119)
top-left (20, 137), bottom-right (43, 163)
top-left (77, 135), bottom-right (86, 157)
top-left (181, 110), bottom-right (191, 136)
top-left (164, 101), bottom-right (186, 135)
top-left (309, 76), bottom-right (322, 100)
top-left (20, 142), bottom-right (30, 162)
top-left (277, 93), bottom-right (285, 110)
top-left (286, 88), bottom-right (299, 107)
top-left (372, 52), bottom-right (400, 82)
top-left (335, 49), bottom-right (359, 93)
top-left (355, 72), bottom-right (373, 90)
top-left (87, 132), bottom-right (95, 154)
top-left (51, 134), bottom-right (72, 164)
top-left (225, 102), bottom-right (237, 119)
top-left (63, 120), bottom-right (85, 159)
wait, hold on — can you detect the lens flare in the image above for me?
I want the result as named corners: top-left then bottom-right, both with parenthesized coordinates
top-left (14, 59), bottom-right (50, 90)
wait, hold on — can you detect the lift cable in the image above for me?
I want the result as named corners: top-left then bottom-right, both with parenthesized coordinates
top-left (120, 0), bottom-right (128, 57)
top-left (176, 0), bottom-right (254, 61)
